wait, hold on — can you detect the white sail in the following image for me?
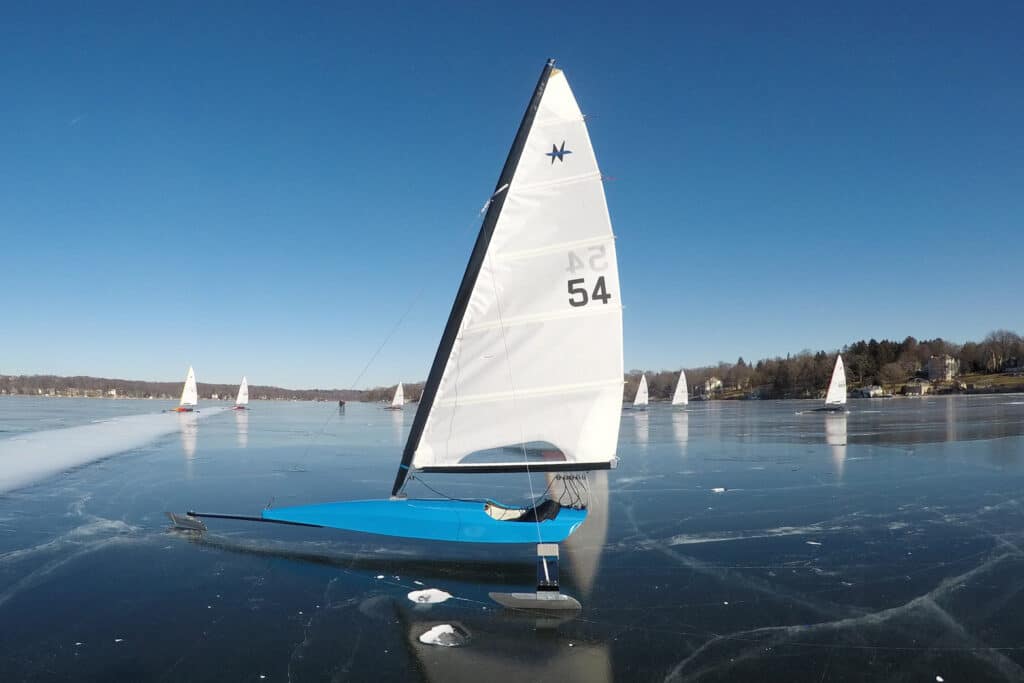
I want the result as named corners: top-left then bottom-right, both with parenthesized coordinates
top-left (824, 355), bottom-right (847, 406)
top-left (408, 66), bottom-right (623, 472)
top-left (633, 375), bottom-right (649, 407)
top-left (392, 382), bottom-right (405, 408)
top-left (235, 376), bottom-right (249, 406)
top-left (179, 366), bottom-right (198, 407)
top-left (672, 370), bottom-right (689, 406)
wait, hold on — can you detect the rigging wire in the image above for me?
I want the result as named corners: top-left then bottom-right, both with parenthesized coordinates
top-left (483, 247), bottom-right (544, 543)
top-left (294, 189), bottom-right (504, 467)
top-left (408, 471), bottom-right (558, 509)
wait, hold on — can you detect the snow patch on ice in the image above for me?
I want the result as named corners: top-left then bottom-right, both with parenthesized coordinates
top-left (418, 624), bottom-right (468, 647)
top-left (407, 588), bottom-right (452, 604)
top-left (0, 409), bottom-right (225, 493)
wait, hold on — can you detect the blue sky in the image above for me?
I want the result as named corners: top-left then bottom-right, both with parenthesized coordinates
top-left (2, 2), bottom-right (1021, 388)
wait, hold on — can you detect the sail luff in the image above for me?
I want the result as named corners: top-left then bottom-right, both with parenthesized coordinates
top-left (824, 355), bottom-right (847, 406)
top-left (391, 59), bottom-right (557, 497)
top-left (236, 376), bottom-right (248, 406)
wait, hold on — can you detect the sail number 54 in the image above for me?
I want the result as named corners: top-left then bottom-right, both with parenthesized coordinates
top-left (568, 277), bottom-right (611, 307)
top-left (566, 245), bottom-right (611, 307)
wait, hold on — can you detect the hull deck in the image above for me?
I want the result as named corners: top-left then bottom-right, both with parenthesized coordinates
top-left (260, 498), bottom-right (588, 544)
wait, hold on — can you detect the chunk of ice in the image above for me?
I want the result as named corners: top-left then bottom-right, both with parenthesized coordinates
top-left (408, 588), bottom-right (452, 604)
top-left (418, 624), bottom-right (468, 647)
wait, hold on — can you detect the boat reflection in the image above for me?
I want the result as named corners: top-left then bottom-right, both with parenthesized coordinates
top-left (824, 413), bottom-right (847, 480)
top-left (391, 408), bottom-right (405, 443)
top-left (235, 409), bottom-right (249, 448)
top-left (672, 410), bottom-right (689, 447)
top-left (179, 413), bottom-right (198, 478)
top-left (633, 410), bottom-right (649, 446)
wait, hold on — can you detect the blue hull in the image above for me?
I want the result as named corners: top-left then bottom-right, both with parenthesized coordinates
top-left (261, 499), bottom-right (588, 544)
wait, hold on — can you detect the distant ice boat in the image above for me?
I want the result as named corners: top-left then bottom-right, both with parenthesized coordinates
top-left (672, 370), bottom-right (689, 407)
top-left (814, 355), bottom-right (847, 413)
top-left (233, 376), bottom-right (249, 411)
top-left (385, 382), bottom-right (405, 411)
top-left (633, 374), bottom-right (649, 410)
top-left (170, 366), bottom-right (198, 413)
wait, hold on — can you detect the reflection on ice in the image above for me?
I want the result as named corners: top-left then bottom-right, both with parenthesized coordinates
top-left (672, 410), bottom-right (689, 446)
top-left (825, 413), bottom-right (847, 480)
top-left (633, 410), bottom-right (649, 445)
top-left (390, 408), bottom-right (405, 443)
top-left (179, 413), bottom-right (198, 478)
top-left (235, 409), bottom-right (248, 448)
top-left (558, 470), bottom-right (608, 600)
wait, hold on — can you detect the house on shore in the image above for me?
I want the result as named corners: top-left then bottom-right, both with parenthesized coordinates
top-left (928, 355), bottom-right (959, 382)
top-left (696, 376), bottom-right (723, 399)
top-left (903, 378), bottom-right (932, 396)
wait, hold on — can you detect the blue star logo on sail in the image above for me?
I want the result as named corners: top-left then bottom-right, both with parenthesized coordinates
top-left (546, 141), bottom-right (573, 164)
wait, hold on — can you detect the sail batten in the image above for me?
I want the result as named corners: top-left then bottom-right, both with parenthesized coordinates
top-left (433, 378), bottom-right (625, 408)
top-left (392, 61), bottom-right (622, 495)
top-left (461, 305), bottom-right (622, 335)
top-left (495, 234), bottom-right (613, 262)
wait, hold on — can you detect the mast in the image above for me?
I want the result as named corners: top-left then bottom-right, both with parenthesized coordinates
top-left (392, 59), bottom-right (556, 496)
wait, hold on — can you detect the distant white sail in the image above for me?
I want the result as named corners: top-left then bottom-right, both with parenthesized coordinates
top-left (235, 376), bottom-right (249, 406)
top-left (633, 375), bottom-right (649, 407)
top-left (392, 382), bottom-right (405, 408)
top-left (402, 66), bottom-right (622, 474)
top-left (824, 355), bottom-right (847, 406)
top-left (179, 366), bottom-right (198, 407)
top-left (672, 370), bottom-right (689, 406)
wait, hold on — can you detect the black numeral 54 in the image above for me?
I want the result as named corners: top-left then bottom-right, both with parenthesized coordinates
top-left (568, 276), bottom-right (612, 307)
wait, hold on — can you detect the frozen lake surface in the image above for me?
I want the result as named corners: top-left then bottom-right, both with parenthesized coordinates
top-left (1, 395), bottom-right (1023, 681)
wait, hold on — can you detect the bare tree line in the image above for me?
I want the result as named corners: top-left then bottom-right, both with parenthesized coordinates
top-left (625, 329), bottom-right (1023, 401)
top-left (0, 374), bottom-right (423, 404)
top-left (3, 330), bottom-right (1020, 404)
